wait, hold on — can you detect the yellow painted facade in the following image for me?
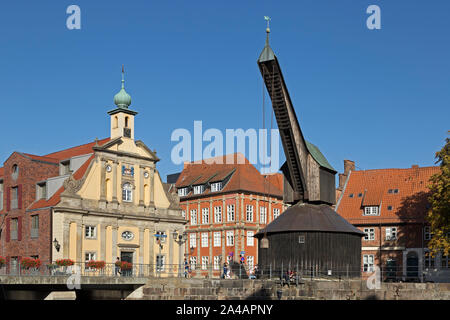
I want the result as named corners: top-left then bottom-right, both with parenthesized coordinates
top-left (51, 85), bottom-right (186, 277)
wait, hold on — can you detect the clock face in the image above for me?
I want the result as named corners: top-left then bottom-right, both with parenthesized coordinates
top-left (106, 165), bottom-right (112, 172)
top-left (144, 171), bottom-right (149, 178)
top-left (121, 231), bottom-right (134, 241)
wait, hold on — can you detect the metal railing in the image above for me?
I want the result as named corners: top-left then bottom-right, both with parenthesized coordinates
top-left (0, 262), bottom-right (448, 283)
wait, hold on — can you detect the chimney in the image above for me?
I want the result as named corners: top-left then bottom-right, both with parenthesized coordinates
top-left (338, 173), bottom-right (346, 191)
top-left (343, 160), bottom-right (355, 175)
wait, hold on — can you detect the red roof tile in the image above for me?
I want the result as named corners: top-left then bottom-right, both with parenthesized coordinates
top-left (336, 166), bottom-right (440, 224)
top-left (43, 138), bottom-right (109, 160)
top-left (176, 153), bottom-right (283, 198)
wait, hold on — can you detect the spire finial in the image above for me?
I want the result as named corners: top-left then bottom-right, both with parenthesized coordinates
top-left (264, 16), bottom-right (271, 46)
top-left (114, 65), bottom-right (132, 108)
top-left (121, 64), bottom-right (125, 89)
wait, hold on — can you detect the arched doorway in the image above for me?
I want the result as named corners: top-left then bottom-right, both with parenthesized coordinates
top-left (406, 251), bottom-right (419, 280)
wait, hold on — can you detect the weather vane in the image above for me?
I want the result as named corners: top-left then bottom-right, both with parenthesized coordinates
top-left (264, 16), bottom-right (271, 32)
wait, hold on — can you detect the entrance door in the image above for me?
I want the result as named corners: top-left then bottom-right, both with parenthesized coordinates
top-left (406, 252), bottom-right (419, 281)
top-left (120, 251), bottom-right (133, 276)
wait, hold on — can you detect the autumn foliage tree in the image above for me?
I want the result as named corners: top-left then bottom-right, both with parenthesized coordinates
top-left (427, 133), bottom-right (450, 256)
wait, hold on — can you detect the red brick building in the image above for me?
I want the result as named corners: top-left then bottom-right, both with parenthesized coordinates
top-left (172, 153), bottom-right (285, 277)
top-left (336, 161), bottom-right (449, 282)
top-left (0, 139), bottom-right (109, 269)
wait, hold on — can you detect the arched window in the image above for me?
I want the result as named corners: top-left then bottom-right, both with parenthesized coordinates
top-left (114, 116), bottom-right (118, 128)
top-left (125, 116), bottom-right (129, 128)
top-left (122, 183), bottom-right (132, 202)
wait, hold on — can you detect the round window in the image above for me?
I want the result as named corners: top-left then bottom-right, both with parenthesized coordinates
top-left (144, 171), bottom-right (149, 178)
top-left (121, 231), bottom-right (134, 241)
top-left (106, 165), bottom-right (112, 172)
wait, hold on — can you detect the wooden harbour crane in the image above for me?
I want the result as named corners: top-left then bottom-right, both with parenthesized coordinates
top-left (255, 19), bottom-right (364, 276)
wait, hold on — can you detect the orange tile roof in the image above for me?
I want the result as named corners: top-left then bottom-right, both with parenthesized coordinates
top-left (176, 153), bottom-right (283, 198)
top-left (336, 166), bottom-right (440, 224)
top-left (44, 138), bottom-right (109, 160)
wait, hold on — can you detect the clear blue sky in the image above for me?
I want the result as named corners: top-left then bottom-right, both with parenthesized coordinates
top-left (0, 0), bottom-right (449, 180)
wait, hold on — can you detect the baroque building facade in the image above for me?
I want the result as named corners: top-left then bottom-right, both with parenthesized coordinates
top-left (0, 71), bottom-right (185, 274)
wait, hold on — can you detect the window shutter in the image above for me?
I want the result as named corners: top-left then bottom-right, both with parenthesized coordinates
top-left (18, 217), bottom-right (22, 241)
top-left (6, 188), bottom-right (10, 211)
top-left (18, 185), bottom-right (22, 209)
top-left (5, 217), bottom-right (10, 242)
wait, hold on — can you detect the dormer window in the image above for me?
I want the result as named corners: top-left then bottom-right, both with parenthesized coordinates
top-left (363, 206), bottom-right (379, 216)
top-left (193, 185), bottom-right (204, 195)
top-left (178, 187), bottom-right (188, 197)
top-left (211, 182), bottom-right (222, 192)
top-left (60, 160), bottom-right (71, 175)
top-left (36, 182), bottom-right (47, 200)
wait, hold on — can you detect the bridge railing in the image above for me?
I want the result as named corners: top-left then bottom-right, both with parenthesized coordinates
top-left (0, 262), bottom-right (446, 282)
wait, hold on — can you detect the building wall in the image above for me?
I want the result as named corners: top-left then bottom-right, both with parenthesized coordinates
top-left (1, 153), bottom-right (59, 263)
top-left (180, 192), bottom-right (285, 277)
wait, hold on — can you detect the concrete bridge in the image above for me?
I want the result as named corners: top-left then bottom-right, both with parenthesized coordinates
top-left (0, 275), bottom-right (148, 300)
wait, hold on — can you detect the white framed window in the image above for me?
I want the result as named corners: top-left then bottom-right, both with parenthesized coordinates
top-left (424, 252), bottom-right (435, 268)
top-left (85, 252), bottom-right (96, 262)
top-left (201, 256), bottom-right (209, 270)
top-left (190, 209), bottom-right (197, 225)
top-left (247, 231), bottom-right (254, 246)
top-left (190, 256), bottom-right (196, 270)
top-left (246, 205), bottom-right (254, 222)
top-left (31, 215), bottom-right (39, 239)
top-left (211, 182), bottom-right (222, 192)
top-left (193, 185), bottom-right (204, 194)
top-left (122, 183), bottom-right (132, 202)
top-left (178, 187), bottom-right (188, 197)
top-left (202, 208), bottom-right (209, 224)
top-left (190, 233), bottom-right (197, 248)
top-left (213, 232), bottom-right (221, 247)
top-left (273, 208), bottom-right (280, 220)
top-left (227, 204), bottom-right (235, 222)
top-left (363, 254), bottom-right (374, 272)
top-left (85, 226), bottom-right (97, 239)
top-left (424, 226), bottom-right (433, 240)
top-left (156, 255), bottom-right (165, 272)
top-left (226, 231), bottom-right (234, 246)
top-left (247, 256), bottom-right (254, 271)
top-left (36, 182), bottom-right (47, 200)
top-left (385, 227), bottom-right (397, 241)
top-left (214, 206), bottom-right (222, 223)
top-left (201, 232), bottom-right (209, 248)
top-left (363, 228), bottom-right (375, 241)
top-left (363, 206), bottom-right (379, 216)
top-left (260, 207), bottom-right (267, 224)
top-left (213, 256), bottom-right (221, 270)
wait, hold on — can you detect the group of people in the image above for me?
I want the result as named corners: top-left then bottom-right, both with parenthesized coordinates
top-left (282, 269), bottom-right (297, 284)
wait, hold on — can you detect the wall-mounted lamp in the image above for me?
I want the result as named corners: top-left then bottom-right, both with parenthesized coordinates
top-left (53, 238), bottom-right (60, 252)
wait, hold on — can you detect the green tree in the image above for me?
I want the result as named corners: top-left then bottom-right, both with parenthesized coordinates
top-left (427, 133), bottom-right (450, 256)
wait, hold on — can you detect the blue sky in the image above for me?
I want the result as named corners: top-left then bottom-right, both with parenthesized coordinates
top-left (0, 0), bottom-right (449, 180)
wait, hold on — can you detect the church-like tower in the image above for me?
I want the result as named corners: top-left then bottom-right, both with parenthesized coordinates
top-left (108, 66), bottom-right (138, 140)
